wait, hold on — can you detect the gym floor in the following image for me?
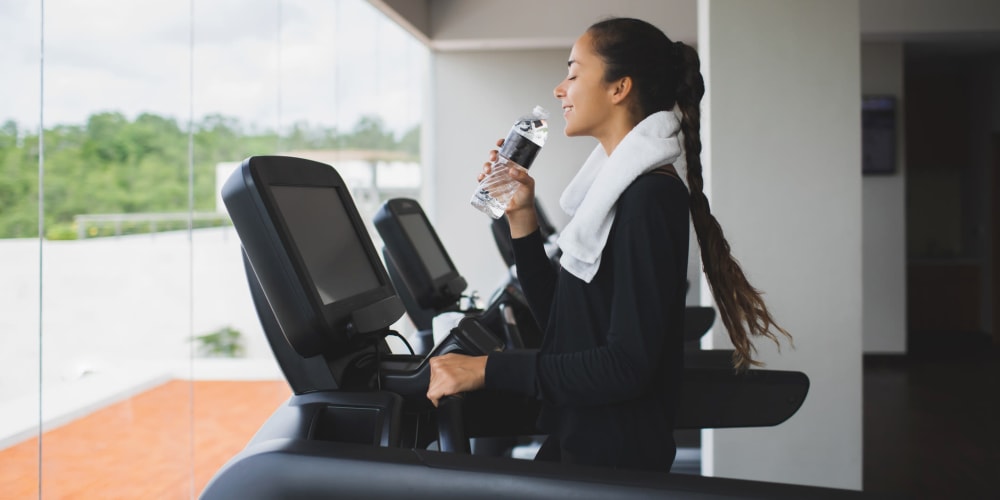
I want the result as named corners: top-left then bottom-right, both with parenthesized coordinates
top-left (863, 331), bottom-right (999, 497)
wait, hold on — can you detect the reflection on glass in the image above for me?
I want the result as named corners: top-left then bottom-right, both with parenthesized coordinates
top-left (0, 0), bottom-right (427, 496)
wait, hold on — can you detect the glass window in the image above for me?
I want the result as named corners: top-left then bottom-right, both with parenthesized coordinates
top-left (0, 0), bottom-right (427, 496)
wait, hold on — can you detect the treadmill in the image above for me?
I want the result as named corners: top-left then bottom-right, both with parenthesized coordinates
top-left (201, 155), bottom-right (859, 499)
top-left (374, 197), bottom-right (541, 356)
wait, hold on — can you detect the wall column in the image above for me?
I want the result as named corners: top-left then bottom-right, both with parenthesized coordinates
top-left (698, 0), bottom-right (863, 490)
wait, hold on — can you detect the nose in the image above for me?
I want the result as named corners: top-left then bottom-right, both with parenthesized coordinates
top-left (553, 80), bottom-right (565, 100)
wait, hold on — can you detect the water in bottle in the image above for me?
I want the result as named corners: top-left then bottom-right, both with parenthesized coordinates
top-left (470, 106), bottom-right (549, 219)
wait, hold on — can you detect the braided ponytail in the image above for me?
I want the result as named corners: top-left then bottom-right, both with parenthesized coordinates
top-left (673, 42), bottom-right (792, 370)
top-left (588, 17), bottom-right (792, 370)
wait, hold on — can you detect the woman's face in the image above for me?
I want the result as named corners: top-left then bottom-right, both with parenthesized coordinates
top-left (553, 32), bottom-right (618, 139)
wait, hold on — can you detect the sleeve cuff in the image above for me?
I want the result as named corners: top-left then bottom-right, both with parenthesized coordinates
top-left (510, 228), bottom-right (544, 251)
top-left (484, 349), bottom-right (538, 397)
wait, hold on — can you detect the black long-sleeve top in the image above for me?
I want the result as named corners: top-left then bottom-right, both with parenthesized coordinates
top-left (484, 171), bottom-right (690, 472)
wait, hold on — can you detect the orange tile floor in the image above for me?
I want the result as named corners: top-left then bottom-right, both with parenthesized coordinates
top-left (0, 379), bottom-right (291, 499)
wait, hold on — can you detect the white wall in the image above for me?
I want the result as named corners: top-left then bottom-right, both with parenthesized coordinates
top-left (861, 42), bottom-right (907, 353)
top-left (700, 0), bottom-right (862, 490)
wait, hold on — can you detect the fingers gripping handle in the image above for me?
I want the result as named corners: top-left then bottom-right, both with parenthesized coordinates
top-left (379, 317), bottom-right (504, 400)
top-left (433, 318), bottom-right (503, 452)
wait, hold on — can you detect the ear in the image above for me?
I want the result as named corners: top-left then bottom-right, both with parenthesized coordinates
top-left (608, 76), bottom-right (633, 104)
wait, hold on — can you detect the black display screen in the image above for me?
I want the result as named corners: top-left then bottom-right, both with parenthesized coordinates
top-left (271, 185), bottom-right (381, 305)
top-left (398, 212), bottom-right (452, 281)
top-left (862, 96), bottom-right (896, 175)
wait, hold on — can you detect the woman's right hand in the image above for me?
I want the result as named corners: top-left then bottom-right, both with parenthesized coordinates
top-left (481, 138), bottom-right (538, 237)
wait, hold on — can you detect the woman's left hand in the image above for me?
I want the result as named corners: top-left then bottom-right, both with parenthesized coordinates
top-left (426, 353), bottom-right (488, 407)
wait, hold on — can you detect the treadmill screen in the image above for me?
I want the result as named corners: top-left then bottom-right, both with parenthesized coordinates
top-left (271, 185), bottom-right (380, 305)
top-left (398, 212), bottom-right (452, 281)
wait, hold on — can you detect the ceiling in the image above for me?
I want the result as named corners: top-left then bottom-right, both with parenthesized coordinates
top-left (369, 0), bottom-right (1000, 56)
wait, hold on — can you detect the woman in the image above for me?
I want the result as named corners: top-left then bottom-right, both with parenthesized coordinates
top-left (427, 17), bottom-right (792, 472)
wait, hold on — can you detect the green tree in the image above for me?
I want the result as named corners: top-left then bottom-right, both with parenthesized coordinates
top-left (0, 111), bottom-right (421, 239)
top-left (398, 124), bottom-right (420, 156)
top-left (347, 115), bottom-right (396, 150)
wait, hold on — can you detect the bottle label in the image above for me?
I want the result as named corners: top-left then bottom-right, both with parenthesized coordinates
top-left (500, 129), bottom-right (541, 169)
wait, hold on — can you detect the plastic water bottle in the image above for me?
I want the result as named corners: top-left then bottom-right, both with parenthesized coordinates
top-left (470, 106), bottom-right (549, 219)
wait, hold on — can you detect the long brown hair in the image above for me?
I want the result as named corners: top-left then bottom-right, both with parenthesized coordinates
top-left (588, 17), bottom-right (792, 370)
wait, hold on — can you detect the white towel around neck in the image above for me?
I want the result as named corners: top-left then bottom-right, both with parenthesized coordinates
top-left (557, 110), bottom-right (683, 283)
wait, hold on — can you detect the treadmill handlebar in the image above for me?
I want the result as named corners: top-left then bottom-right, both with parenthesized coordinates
top-left (379, 317), bottom-right (504, 400)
